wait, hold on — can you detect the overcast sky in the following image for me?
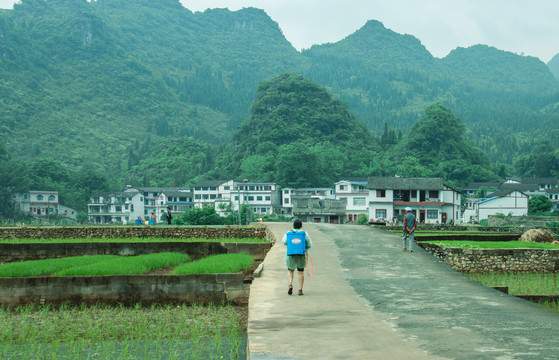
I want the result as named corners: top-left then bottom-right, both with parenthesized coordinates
top-left (1, 0), bottom-right (557, 63)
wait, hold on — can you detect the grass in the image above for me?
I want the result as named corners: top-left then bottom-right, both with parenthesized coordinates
top-left (0, 303), bottom-right (246, 359)
top-left (0, 237), bottom-right (268, 244)
top-left (422, 240), bottom-right (559, 249)
top-left (173, 254), bottom-right (254, 275)
top-left (0, 253), bottom-right (191, 277)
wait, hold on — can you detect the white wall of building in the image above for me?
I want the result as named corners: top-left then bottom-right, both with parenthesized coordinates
top-left (476, 191), bottom-right (529, 221)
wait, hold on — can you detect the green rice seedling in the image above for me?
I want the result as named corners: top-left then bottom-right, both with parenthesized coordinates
top-left (0, 302), bottom-right (245, 359)
top-left (0, 255), bottom-right (118, 277)
top-left (52, 252), bottom-right (190, 276)
top-left (171, 253), bottom-right (254, 275)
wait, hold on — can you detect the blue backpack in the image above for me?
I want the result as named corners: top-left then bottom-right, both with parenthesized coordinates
top-left (286, 231), bottom-right (306, 255)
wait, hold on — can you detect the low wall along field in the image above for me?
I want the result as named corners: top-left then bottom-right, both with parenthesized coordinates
top-left (419, 243), bottom-right (559, 273)
top-left (0, 225), bottom-right (267, 240)
top-left (0, 226), bottom-right (271, 307)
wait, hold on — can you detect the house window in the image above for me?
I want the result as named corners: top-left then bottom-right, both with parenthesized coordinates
top-left (48, 195), bottom-right (56, 201)
top-left (339, 185), bottom-right (346, 190)
top-left (376, 209), bottom-right (387, 218)
top-left (376, 190), bottom-right (386, 198)
top-left (353, 198), bottom-right (366, 206)
top-left (284, 198), bottom-right (290, 204)
top-left (429, 190), bottom-right (439, 198)
top-left (36, 195), bottom-right (44, 201)
top-left (266, 196), bottom-right (271, 201)
top-left (195, 195), bottom-right (201, 200)
top-left (427, 210), bottom-right (438, 219)
top-left (223, 186), bottom-right (230, 190)
top-left (261, 208), bottom-right (267, 213)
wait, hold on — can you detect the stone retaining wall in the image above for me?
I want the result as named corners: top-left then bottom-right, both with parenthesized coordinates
top-left (419, 243), bottom-right (559, 273)
top-left (0, 225), bottom-right (267, 239)
top-left (0, 225), bottom-right (271, 307)
top-left (380, 225), bottom-right (528, 233)
top-left (0, 273), bottom-right (247, 307)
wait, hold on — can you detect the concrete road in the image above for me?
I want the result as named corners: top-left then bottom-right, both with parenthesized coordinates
top-left (247, 223), bottom-right (559, 360)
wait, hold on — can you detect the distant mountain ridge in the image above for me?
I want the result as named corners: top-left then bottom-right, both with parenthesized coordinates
top-left (549, 53), bottom-right (559, 78)
top-left (0, 0), bottom-right (558, 178)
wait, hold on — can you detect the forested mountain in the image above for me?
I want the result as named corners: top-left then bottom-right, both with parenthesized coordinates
top-left (215, 73), bottom-right (379, 187)
top-left (549, 53), bottom-right (559, 79)
top-left (0, 0), bottom-right (303, 171)
top-left (1, 0), bottom-right (558, 214)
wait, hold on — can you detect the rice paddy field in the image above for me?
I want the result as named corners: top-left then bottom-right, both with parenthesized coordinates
top-left (0, 237), bottom-right (259, 358)
top-left (465, 272), bottom-right (559, 313)
top-left (416, 235), bottom-right (559, 313)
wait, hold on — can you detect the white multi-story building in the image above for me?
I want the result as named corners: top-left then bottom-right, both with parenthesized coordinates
top-left (155, 189), bottom-right (194, 219)
top-left (88, 191), bottom-right (144, 224)
top-left (233, 181), bottom-right (280, 216)
top-left (88, 187), bottom-right (193, 224)
top-left (13, 190), bottom-right (79, 221)
top-left (281, 188), bottom-right (335, 216)
top-left (192, 180), bottom-right (231, 210)
top-left (335, 179), bottom-right (369, 222)
top-left (14, 190), bottom-right (59, 217)
top-left (124, 187), bottom-right (193, 222)
top-left (193, 180), bottom-right (281, 216)
top-left (367, 177), bottom-right (462, 224)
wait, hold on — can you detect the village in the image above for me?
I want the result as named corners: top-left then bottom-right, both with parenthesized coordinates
top-left (13, 176), bottom-right (559, 226)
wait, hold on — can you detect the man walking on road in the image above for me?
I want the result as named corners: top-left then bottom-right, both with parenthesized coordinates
top-left (402, 207), bottom-right (417, 252)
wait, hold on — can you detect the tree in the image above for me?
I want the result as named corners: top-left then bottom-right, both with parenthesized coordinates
top-left (174, 206), bottom-right (224, 225)
top-left (275, 143), bottom-right (321, 188)
top-left (0, 140), bottom-right (30, 219)
top-left (76, 211), bottom-right (89, 224)
top-left (397, 103), bottom-right (500, 186)
top-left (528, 194), bottom-right (552, 215)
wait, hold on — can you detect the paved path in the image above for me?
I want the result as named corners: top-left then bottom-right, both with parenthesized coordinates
top-left (247, 223), bottom-right (559, 360)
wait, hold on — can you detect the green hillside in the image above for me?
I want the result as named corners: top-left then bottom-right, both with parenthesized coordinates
top-left (0, 0), bottom-right (558, 214)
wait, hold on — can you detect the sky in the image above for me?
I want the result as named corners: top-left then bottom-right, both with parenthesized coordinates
top-left (1, 0), bottom-right (557, 63)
